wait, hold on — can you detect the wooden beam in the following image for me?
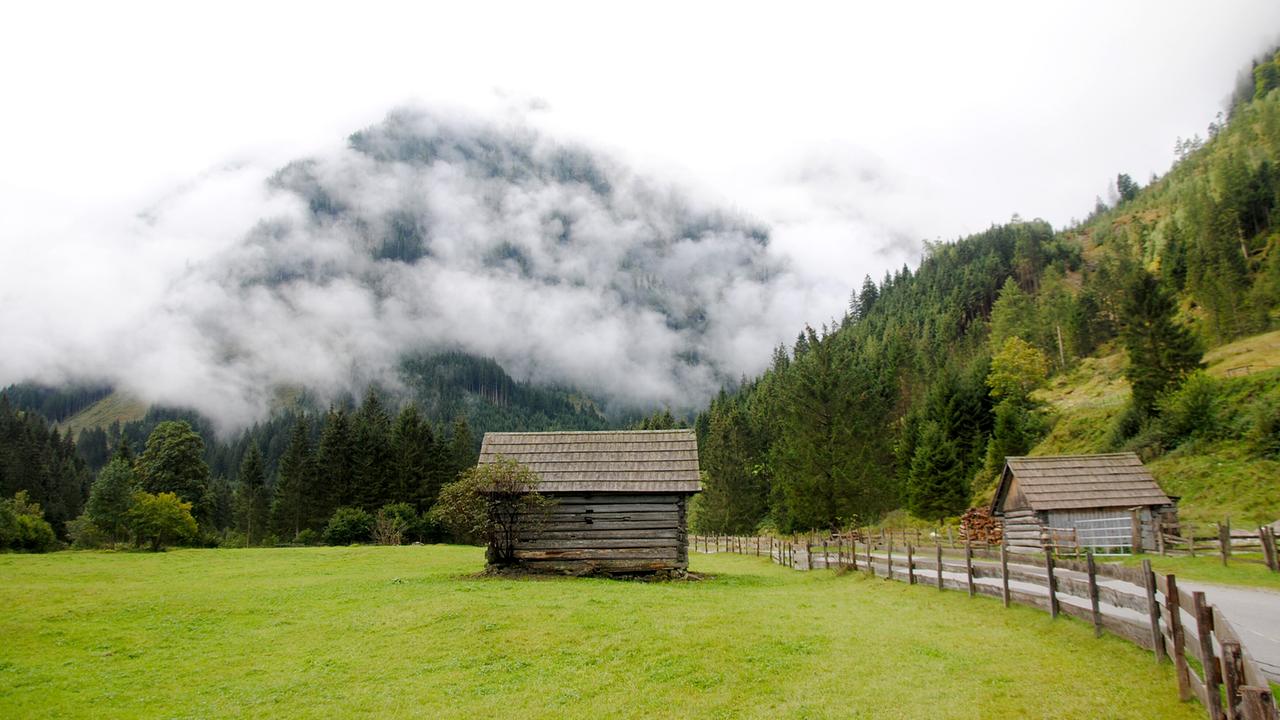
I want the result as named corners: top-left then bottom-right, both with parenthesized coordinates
top-left (1194, 591), bottom-right (1225, 720)
top-left (1142, 559), bottom-right (1166, 662)
top-left (1000, 542), bottom-right (1010, 608)
top-left (1166, 574), bottom-right (1192, 702)
top-left (1086, 550), bottom-right (1102, 638)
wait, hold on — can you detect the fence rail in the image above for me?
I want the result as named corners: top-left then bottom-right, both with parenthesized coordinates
top-left (691, 534), bottom-right (1279, 720)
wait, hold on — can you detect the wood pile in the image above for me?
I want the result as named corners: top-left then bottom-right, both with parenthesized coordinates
top-left (960, 507), bottom-right (1003, 545)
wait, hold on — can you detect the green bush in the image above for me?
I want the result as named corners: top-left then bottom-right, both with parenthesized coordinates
top-left (127, 491), bottom-right (198, 552)
top-left (323, 507), bottom-right (373, 545)
top-left (0, 492), bottom-right (58, 553)
top-left (1249, 392), bottom-right (1280, 458)
top-left (1157, 372), bottom-right (1223, 444)
top-left (294, 528), bottom-right (321, 546)
top-left (65, 513), bottom-right (111, 549)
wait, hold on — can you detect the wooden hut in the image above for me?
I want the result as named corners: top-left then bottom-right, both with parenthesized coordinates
top-left (990, 453), bottom-right (1177, 554)
top-left (477, 429), bottom-right (701, 574)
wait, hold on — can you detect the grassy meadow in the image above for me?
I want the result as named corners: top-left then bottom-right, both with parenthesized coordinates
top-left (0, 546), bottom-right (1200, 719)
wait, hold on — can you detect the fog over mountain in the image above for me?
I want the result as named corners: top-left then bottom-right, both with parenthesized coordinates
top-left (2, 109), bottom-right (831, 431)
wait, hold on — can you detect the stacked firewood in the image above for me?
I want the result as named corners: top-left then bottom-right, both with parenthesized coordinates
top-left (959, 507), bottom-right (1003, 545)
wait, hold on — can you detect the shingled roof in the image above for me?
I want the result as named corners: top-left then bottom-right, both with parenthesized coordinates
top-left (992, 452), bottom-right (1173, 512)
top-left (478, 429), bottom-right (702, 493)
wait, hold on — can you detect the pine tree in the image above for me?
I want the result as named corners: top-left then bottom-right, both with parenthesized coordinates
top-left (352, 389), bottom-right (393, 511)
top-left (235, 444), bottom-right (269, 545)
top-left (272, 417), bottom-right (315, 539)
top-left (1121, 270), bottom-right (1204, 417)
top-left (698, 401), bottom-right (768, 533)
top-left (446, 417), bottom-right (476, 483)
top-left (316, 408), bottom-right (356, 518)
top-left (391, 404), bottom-right (436, 511)
top-left (907, 422), bottom-right (969, 521)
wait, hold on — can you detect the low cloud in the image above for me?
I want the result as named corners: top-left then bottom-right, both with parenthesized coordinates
top-left (1, 108), bottom-right (830, 432)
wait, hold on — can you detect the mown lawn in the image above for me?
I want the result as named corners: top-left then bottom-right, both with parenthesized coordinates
top-left (0, 546), bottom-right (1200, 719)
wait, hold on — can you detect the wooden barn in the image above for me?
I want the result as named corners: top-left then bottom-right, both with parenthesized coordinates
top-left (477, 429), bottom-right (701, 575)
top-left (991, 453), bottom-right (1178, 554)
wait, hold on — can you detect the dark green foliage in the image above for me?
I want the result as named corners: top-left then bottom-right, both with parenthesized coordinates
top-left (1120, 270), bottom-right (1204, 420)
top-left (322, 506), bottom-right (373, 545)
top-left (0, 394), bottom-right (92, 536)
top-left (697, 401), bottom-right (768, 534)
top-left (1156, 372), bottom-right (1223, 443)
top-left (234, 444), bottom-right (269, 545)
top-left (352, 389), bottom-right (394, 511)
top-left (85, 451), bottom-right (138, 542)
top-left (631, 409), bottom-right (684, 430)
top-left (0, 383), bottom-right (111, 422)
top-left (1248, 391), bottom-right (1280, 458)
top-left (135, 421), bottom-right (212, 522)
top-left (316, 408), bottom-right (356, 514)
top-left (390, 405), bottom-right (437, 511)
top-left (1116, 174), bottom-right (1140, 204)
top-left (447, 417), bottom-right (476, 482)
top-left (769, 327), bottom-right (895, 532)
top-left (907, 422), bottom-right (969, 521)
top-left (271, 418), bottom-right (316, 539)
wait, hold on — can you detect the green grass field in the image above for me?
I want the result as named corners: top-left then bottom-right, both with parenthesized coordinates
top-left (0, 546), bottom-right (1201, 719)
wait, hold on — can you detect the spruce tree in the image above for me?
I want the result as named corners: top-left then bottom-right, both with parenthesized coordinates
top-left (316, 408), bottom-right (356, 518)
top-left (907, 422), bottom-right (968, 521)
top-left (1120, 270), bottom-right (1204, 418)
top-left (391, 404), bottom-right (436, 510)
top-left (352, 389), bottom-right (393, 511)
top-left (235, 444), bottom-right (269, 545)
top-left (272, 417), bottom-right (315, 539)
top-left (447, 417), bottom-right (476, 482)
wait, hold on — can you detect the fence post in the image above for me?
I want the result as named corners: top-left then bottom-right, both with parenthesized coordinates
top-left (1166, 574), bottom-right (1192, 701)
top-left (1240, 687), bottom-right (1279, 720)
top-left (1131, 508), bottom-right (1143, 553)
top-left (907, 543), bottom-right (915, 585)
top-left (1000, 542), bottom-right (1010, 608)
top-left (1221, 642), bottom-right (1243, 720)
top-left (965, 540), bottom-right (975, 598)
top-left (1189, 525), bottom-right (1197, 558)
top-left (1141, 559), bottom-right (1166, 662)
top-left (887, 542), bottom-right (894, 581)
top-left (1220, 521), bottom-right (1231, 567)
top-left (1259, 527), bottom-right (1277, 572)
top-left (1045, 550), bottom-right (1059, 619)
top-left (1193, 591), bottom-right (1225, 720)
top-left (1155, 515), bottom-right (1166, 555)
top-left (1086, 550), bottom-right (1102, 638)
top-left (866, 537), bottom-right (873, 575)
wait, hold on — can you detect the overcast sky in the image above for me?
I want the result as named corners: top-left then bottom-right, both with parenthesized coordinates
top-left (2, 1), bottom-right (1278, 425)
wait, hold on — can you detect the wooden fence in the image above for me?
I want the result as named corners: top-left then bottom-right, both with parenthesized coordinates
top-left (691, 534), bottom-right (1279, 720)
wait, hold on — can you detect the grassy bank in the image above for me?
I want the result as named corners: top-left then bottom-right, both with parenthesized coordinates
top-left (0, 546), bottom-right (1199, 719)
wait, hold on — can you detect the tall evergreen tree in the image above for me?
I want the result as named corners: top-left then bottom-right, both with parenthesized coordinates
top-left (272, 417), bottom-right (315, 539)
top-left (390, 404), bottom-right (436, 511)
top-left (907, 422), bottom-right (968, 522)
top-left (1120, 270), bottom-right (1204, 418)
top-left (446, 417), bottom-right (476, 482)
top-left (698, 401), bottom-right (768, 534)
top-left (234, 444), bottom-right (269, 545)
top-left (352, 389), bottom-right (393, 511)
top-left (316, 407), bottom-right (356, 517)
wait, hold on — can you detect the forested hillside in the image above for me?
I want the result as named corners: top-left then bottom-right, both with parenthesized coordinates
top-left (694, 49), bottom-right (1280, 534)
